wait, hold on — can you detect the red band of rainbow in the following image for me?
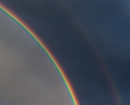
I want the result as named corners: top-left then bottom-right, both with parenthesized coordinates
top-left (0, 3), bottom-right (80, 105)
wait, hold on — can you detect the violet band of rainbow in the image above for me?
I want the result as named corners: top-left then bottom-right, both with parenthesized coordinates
top-left (0, 3), bottom-right (80, 105)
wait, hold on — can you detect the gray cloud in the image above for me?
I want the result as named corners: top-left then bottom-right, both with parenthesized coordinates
top-left (0, 11), bottom-right (72, 105)
top-left (1, 0), bottom-right (130, 105)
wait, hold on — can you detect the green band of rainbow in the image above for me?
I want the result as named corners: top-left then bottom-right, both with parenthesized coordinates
top-left (0, 3), bottom-right (80, 105)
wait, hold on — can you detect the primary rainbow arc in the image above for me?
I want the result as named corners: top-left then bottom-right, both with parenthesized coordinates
top-left (0, 3), bottom-right (80, 105)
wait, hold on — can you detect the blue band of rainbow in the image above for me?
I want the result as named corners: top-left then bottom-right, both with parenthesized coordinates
top-left (0, 3), bottom-right (80, 105)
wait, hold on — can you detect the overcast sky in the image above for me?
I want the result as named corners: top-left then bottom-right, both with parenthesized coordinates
top-left (1, 0), bottom-right (130, 105)
top-left (0, 10), bottom-right (73, 105)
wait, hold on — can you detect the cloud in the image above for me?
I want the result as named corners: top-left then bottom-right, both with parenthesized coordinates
top-left (0, 11), bottom-right (72, 105)
top-left (1, 0), bottom-right (130, 104)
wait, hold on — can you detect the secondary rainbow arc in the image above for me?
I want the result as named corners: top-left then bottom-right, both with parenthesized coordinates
top-left (0, 3), bottom-right (80, 105)
top-left (56, 1), bottom-right (123, 105)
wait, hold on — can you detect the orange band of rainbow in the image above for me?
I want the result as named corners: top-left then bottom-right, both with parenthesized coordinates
top-left (0, 3), bottom-right (80, 105)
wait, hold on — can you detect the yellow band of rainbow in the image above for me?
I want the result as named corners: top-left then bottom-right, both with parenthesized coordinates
top-left (0, 3), bottom-right (80, 105)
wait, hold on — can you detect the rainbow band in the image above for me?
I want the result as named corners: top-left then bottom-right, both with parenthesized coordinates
top-left (54, 1), bottom-right (123, 105)
top-left (0, 3), bottom-right (80, 105)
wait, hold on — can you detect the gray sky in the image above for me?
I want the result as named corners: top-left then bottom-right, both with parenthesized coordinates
top-left (1, 0), bottom-right (130, 105)
top-left (0, 11), bottom-right (72, 105)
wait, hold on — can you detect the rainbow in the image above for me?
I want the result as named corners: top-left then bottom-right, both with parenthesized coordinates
top-left (55, 1), bottom-right (123, 105)
top-left (0, 3), bottom-right (80, 105)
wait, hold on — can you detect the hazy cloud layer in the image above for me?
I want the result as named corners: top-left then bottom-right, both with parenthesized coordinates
top-left (0, 11), bottom-right (71, 105)
top-left (1, 0), bottom-right (130, 105)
